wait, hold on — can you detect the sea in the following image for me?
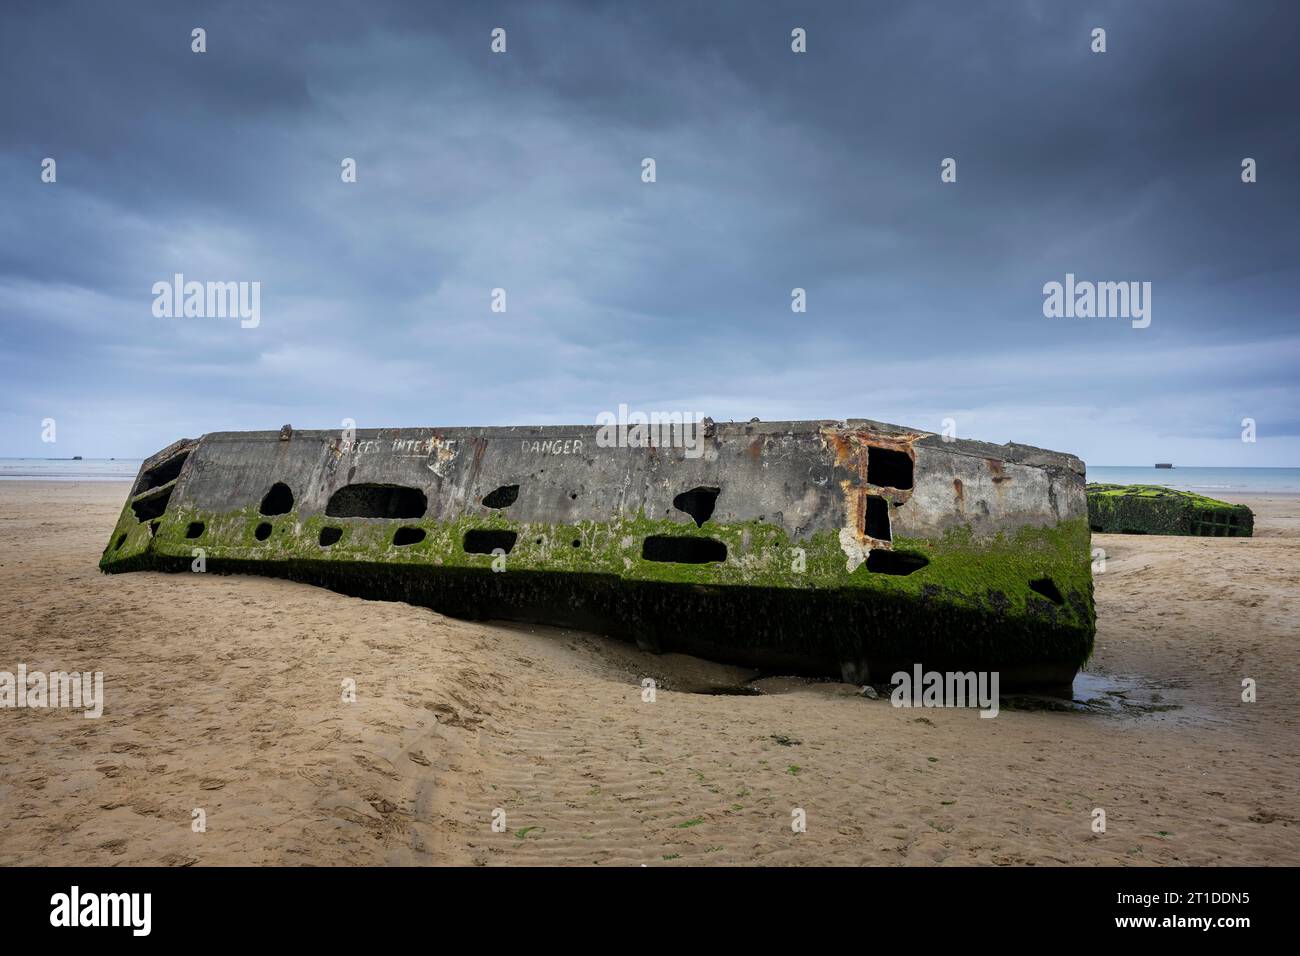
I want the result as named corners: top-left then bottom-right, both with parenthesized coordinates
top-left (1085, 466), bottom-right (1300, 494)
top-left (0, 459), bottom-right (143, 481)
top-left (2, 459), bottom-right (1298, 494)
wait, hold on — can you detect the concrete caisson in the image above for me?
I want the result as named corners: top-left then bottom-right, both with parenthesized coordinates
top-left (102, 420), bottom-right (1096, 689)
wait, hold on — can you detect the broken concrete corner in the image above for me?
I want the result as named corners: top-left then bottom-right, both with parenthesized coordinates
top-left (1086, 483), bottom-right (1253, 537)
top-left (101, 420), bottom-right (1097, 689)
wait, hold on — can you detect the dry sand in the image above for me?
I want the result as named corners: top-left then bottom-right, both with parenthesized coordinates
top-left (1, 481), bottom-right (1297, 866)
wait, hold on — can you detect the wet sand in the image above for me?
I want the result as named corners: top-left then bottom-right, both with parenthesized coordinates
top-left (1, 481), bottom-right (1297, 865)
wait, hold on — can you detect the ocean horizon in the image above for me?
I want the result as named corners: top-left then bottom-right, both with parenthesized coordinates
top-left (1084, 466), bottom-right (1300, 494)
top-left (0, 458), bottom-right (143, 481)
top-left (3, 458), bottom-right (1298, 494)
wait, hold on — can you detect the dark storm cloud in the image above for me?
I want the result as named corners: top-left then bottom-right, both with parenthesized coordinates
top-left (1, 0), bottom-right (1296, 464)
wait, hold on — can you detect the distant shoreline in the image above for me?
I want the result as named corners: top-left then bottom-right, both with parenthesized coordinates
top-left (3, 462), bottom-right (1299, 495)
top-left (2, 481), bottom-right (1300, 496)
top-left (0, 459), bottom-right (142, 482)
top-left (0, 476), bottom-right (136, 482)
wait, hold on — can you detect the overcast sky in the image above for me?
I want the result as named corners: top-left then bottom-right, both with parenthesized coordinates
top-left (2, 0), bottom-right (1297, 466)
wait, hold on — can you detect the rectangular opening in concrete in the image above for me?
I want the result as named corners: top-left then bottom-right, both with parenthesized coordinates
top-left (642, 535), bottom-right (727, 564)
top-left (326, 484), bottom-right (427, 519)
top-left (137, 451), bottom-right (189, 493)
top-left (131, 486), bottom-right (174, 522)
top-left (865, 548), bottom-right (927, 575)
top-left (865, 495), bottom-right (891, 540)
top-left (463, 529), bottom-right (517, 554)
top-left (867, 446), bottom-right (913, 489)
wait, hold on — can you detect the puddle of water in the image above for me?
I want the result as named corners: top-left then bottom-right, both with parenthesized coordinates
top-left (1002, 672), bottom-right (1183, 717)
top-left (682, 670), bottom-right (1195, 722)
top-left (1073, 672), bottom-right (1137, 704)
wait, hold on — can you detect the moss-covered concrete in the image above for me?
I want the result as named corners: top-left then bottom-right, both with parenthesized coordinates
top-left (101, 497), bottom-right (1094, 684)
top-left (1086, 483), bottom-right (1253, 537)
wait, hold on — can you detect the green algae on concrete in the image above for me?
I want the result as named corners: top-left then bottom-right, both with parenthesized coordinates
top-left (1086, 483), bottom-right (1253, 537)
top-left (101, 501), bottom-right (1095, 681)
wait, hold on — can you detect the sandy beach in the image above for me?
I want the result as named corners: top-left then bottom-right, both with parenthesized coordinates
top-left (1, 480), bottom-right (1297, 866)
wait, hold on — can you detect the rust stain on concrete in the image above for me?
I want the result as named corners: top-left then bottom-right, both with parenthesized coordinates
top-left (821, 425), bottom-right (921, 548)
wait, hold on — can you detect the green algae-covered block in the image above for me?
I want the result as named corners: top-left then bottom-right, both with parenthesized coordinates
top-left (1086, 483), bottom-right (1253, 537)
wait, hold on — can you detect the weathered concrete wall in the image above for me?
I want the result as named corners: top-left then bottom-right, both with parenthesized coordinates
top-left (102, 419), bottom-right (1094, 688)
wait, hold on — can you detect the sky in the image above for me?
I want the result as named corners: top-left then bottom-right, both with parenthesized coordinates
top-left (1, 0), bottom-right (1297, 466)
